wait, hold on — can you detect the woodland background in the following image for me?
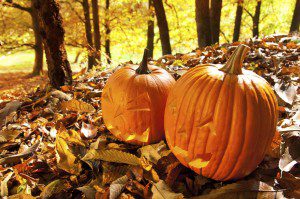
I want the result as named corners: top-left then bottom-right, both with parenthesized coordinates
top-left (0, 0), bottom-right (299, 198)
top-left (0, 0), bottom-right (298, 76)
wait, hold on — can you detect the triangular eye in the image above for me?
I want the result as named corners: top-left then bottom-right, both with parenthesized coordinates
top-left (126, 92), bottom-right (151, 112)
top-left (102, 87), bottom-right (113, 103)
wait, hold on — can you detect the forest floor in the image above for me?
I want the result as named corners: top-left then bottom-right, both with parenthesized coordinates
top-left (0, 72), bottom-right (47, 101)
top-left (0, 35), bottom-right (299, 198)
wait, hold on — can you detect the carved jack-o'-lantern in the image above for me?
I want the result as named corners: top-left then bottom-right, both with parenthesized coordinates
top-left (164, 45), bottom-right (278, 181)
top-left (102, 49), bottom-right (175, 145)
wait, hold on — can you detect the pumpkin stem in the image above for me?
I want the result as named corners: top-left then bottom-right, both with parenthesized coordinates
top-left (220, 44), bottom-right (250, 75)
top-left (136, 49), bottom-right (151, 74)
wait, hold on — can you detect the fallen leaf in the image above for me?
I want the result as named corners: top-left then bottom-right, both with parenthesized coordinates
top-left (0, 141), bottom-right (40, 165)
top-left (0, 171), bottom-right (14, 197)
top-left (77, 185), bottom-right (96, 199)
top-left (40, 179), bottom-right (69, 199)
top-left (82, 149), bottom-right (141, 166)
top-left (0, 100), bottom-right (21, 127)
top-left (51, 90), bottom-right (72, 101)
top-left (151, 180), bottom-right (184, 199)
top-left (274, 83), bottom-right (298, 105)
top-left (81, 122), bottom-right (98, 139)
top-left (266, 130), bottom-right (281, 158)
top-left (61, 99), bottom-right (95, 113)
top-left (109, 175), bottom-right (128, 199)
top-left (55, 137), bottom-right (82, 175)
top-left (138, 141), bottom-right (171, 164)
top-left (277, 172), bottom-right (300, 198)
top-left (0, 129), bottom-right (22, 143)
top-left (191, 180), bottom-right (284, 199)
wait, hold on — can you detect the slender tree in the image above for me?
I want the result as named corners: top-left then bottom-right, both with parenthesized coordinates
top-left (3, 0), bottom-right (43, 76)
top-left (290, 0), bottom-right (300, 33)
top-left (195, 0), bottom-right (211, 47)
top-left (30, 0), bottom-right (43, 76)
top-left (253, 0), bottom-right (261, 37)
top-left (33, 0), bottom-right (72, 88)
top-left (105, 0), bottom-right (111, 63)
top-left (92, 0), bottom-right (101, 66)
top-left (233, 0), bottom-right (243, 42)
top-left (146, 0), bottom-right (154, 58)
top-left (82, 0), bottom-right (94, 69)
top-left (153, 0), bottom-right (172, 55)
top-left (210, 0), bottom-right (222, 44)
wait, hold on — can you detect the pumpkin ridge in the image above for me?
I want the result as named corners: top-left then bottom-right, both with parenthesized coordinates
top-left (226, 77), bottom-right (259, 180)
top-left (242, 76), bottom-right (266, 175)
top-left (186, 76), bottom-right (213, 161)
top-left (183, 73), bottom-right (213, 152)
top-left (231, 79), bottom-right (249, 180)
top-left (252, 81), bottom-right (276, 160)
top-left (188, 76), bottom-right (219, 162)
top-left (205, 75), bottom-right (233, 178)
top-left (172, 72), bottom-right (208, 147)
top-left (201, 79), bottom-right (224, 175)
top-left (211, 75), bottom-right (237, 179)
top-left (219, 78), bottom-right (248, 180)
top-left (175, 74), bottom-right (210, 149)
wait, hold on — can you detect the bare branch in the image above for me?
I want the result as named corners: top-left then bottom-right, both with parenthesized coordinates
top-left (2, 1), bottom-right (32, 13)
top-left (243, 7), bottom-right (253, 18)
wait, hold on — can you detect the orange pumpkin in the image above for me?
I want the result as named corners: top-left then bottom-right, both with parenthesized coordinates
top-left (164, 45), bottom-right (278, 181)
top-left (102, 49), bottom-right (175, 145)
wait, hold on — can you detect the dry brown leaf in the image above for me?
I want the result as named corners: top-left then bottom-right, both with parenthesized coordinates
top-left (274, 83), bottom-right (298, 105)
top-left (191, 180), bottom-right (284, 199)
top-left (40, 179), bottom-right (69, 199)
top-left (138, 141), bottom-right (171, 164)
top-left (82, 149), bottom-right (141, 166)
top-left (55, 137), bottom-right (82, 175)
top-left (0, 141), bottom-right (40, 165)
top-left (0, 171), bottom-right (14, 197)
top-left (0, 100), bottom-right (21, 127)
top-left (151, 180), bottom-right (184, 199)
top-left (81, 122), bottom-right (98, 139)
top-left (266, 130), bottom-right (282, 158)
top-left (109, 175), bottom-right (128, 199)
top-left (61, 99), bottom-right (95, 113)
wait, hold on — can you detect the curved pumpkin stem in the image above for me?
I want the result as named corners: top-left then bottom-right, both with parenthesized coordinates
top-left (136, 49), bottom-right (151, 74)
top-left (220, 44), bottom-right (250, 75)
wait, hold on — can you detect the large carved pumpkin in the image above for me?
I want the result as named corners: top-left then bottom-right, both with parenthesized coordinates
top-left (164, 45), bottom-right (278, 181)
top-left (102, 49), bottom-right (175, 145)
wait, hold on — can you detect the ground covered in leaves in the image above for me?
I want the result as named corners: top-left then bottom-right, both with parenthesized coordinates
top-left (0, 34), bottom-right (299, 199)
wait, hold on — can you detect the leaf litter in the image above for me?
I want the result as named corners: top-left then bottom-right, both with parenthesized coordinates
top-left (0, 34), bottom-right (299, 198)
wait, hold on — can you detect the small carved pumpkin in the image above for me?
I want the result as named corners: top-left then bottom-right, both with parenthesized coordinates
top-left (102, 49), bottom-right (175, 145)
top-left (164, 45), bottom-right (278, 181)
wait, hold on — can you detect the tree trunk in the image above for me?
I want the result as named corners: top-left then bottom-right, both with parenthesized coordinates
top-left (290, 0), bottom-right (300, 33)
top-left (146, 0), bottom-right (154, 58)
top-left (210, 0), bottom-right (222, 44)
top-left (33, 0), bottom-right (72, 89)
top-left (233, 0), bottom-right (243, 42)
top-left (105, 0), bottom-right (111, 64)
top-left (253, 0), bottom-right (261, 37)
top-left (30, 0), bottom-right (43, 76)
top-left (92, 0), bottom-right (101, 66)
top-left (195, 0), bottom-right (211, 47)
top-left (82, 0), bottom-right (94, 69)
top-left (153, 0), bottom-right (171, 55)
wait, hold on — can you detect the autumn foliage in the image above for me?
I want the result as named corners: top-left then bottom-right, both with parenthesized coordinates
top-left (0, 34), bottom-right (299, 198)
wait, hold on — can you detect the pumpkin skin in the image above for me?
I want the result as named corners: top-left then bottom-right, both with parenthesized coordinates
top-left (102, 50), bottom-right (175, 145)
top-left (164, 45), bottom-right (278, 181)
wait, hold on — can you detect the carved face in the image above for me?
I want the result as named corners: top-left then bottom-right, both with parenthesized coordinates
top-left (164, 45), bottom-right (278, 181)
top-left (102, 64), bottom-right (175, 145)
